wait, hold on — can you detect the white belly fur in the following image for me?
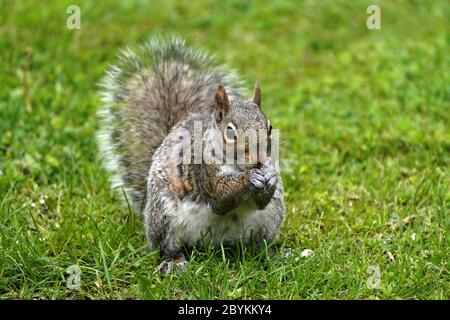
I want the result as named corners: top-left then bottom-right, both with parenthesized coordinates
top-left (167, 198), bottom-right (267, 247)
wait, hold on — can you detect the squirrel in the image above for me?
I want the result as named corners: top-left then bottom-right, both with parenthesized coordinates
top-left (97, 36), bottom-right (285, 271)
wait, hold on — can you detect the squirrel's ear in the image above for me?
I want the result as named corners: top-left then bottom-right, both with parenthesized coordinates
top-left (252, 81), bottom-right (261, 107)
top-left (215, 85), bottom-right (229, 123)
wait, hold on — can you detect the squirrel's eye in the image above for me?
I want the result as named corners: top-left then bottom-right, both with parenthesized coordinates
top-left (224, 123), bottom-right (236, 142)
top-left (268, 120), bottom-right (272, 136)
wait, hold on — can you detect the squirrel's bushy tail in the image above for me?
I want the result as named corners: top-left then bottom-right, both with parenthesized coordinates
top-left (97, 36), bottom-right (243, 212)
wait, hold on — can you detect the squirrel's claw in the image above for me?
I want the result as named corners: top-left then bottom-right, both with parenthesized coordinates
top-left (250, 170), bottom-right (265, 190)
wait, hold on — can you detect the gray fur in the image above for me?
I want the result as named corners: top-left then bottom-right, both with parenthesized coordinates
top-left (97, 36), bottom-right (285, 260)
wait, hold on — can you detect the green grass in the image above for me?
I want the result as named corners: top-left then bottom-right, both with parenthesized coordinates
top-left (1, 0), bottom-right (449, 299)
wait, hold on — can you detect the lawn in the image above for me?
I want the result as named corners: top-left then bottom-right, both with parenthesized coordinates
top-left (0, 0), bottom-right (449, 299)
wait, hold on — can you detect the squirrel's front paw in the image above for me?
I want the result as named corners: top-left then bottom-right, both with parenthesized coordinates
top-left (251, 162), bottom-right (278, 209)
top-left (260, 163), bottom-right (278, 192)
top-left (250, 164), bottom-right (278, 192)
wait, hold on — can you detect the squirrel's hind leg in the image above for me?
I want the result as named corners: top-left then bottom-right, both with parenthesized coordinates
top-left (146, 222), bottom-right (190, 273)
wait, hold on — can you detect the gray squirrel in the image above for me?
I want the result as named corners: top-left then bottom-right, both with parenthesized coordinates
top-left (97, 36), bottom-right (285, 270)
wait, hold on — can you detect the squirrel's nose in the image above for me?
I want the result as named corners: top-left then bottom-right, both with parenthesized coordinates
top-left (258, 152), bottom-right (268, 165)
top-left (253, 160), bottom-right (263, 168)
top-left (248, 153), bottom-right (267, 168)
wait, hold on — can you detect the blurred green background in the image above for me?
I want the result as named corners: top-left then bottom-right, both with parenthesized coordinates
top-left (0, 0), bottom-right (449, 299)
